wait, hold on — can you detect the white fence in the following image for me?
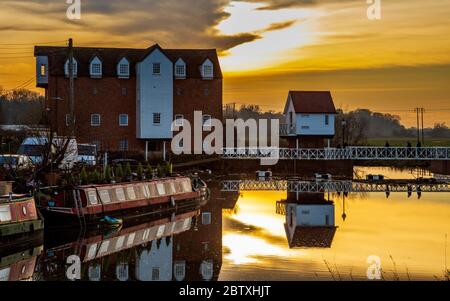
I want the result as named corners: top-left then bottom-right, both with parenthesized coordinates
top-left (222, 147), bottom-right (450, 161)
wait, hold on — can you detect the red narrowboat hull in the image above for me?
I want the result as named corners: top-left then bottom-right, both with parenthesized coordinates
top-left (38, 177), bottom-right (206, 228)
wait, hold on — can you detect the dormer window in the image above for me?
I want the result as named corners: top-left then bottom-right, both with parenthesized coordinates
top-left (117, 57), bottom-right (130, 79)
top-left (64, 58), bottom-right (78, 78)
top-left (174, 58), bottom-right (186, 79)
top-left (90, 56), bottom-right (102, 78)
top-left (201, 59), bottom-right (213, 80)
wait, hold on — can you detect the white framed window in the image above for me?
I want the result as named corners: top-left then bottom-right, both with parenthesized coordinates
top-left (40, 64), bottom-right (46, 77)
top-left (173, 262), bottom-right (186, 281)
top-left (91, 114), bottom-right (101, 127)
top-left (201, 60), bottom-right (214, 80)
top-left (175, 59), bottom-right (186, 79)
top-left (325, 115), bottom-right (330, 126)
top-left (175, 114), bottom-right (184, 127)
top-left (153, 63), bottom-right (161, 75)
top-left (119, 114), bottom-right (129, 126)
top-left (117, 57), bottom-right (130, 78)
top-left (202, 115), bottom-right (212, 127)
top-left (153, 113), bottom-right (161, 125)
top-left (90, 57), bottom-right (102, 78)
top-left (202, 212), bottom-right (212, 225)
top-left (64, 58), bottom-right (78, 78)
top-left (119, 139), bottom-right (129, 151)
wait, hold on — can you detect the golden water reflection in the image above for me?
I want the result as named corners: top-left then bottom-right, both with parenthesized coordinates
top-left (220, 173), bottom-right (450, 281)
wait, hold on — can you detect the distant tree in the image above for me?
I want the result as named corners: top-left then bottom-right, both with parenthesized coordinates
top-left (429, 123), bottom-right (450, 138)
top-left (80, 167), bottom-right (88, 185)
top-left (115, 164), bottom-right (124, 182)
top-left (136, 163), bottom-right (144, 180)
top-left (124, 162), bottom-right (132, 181)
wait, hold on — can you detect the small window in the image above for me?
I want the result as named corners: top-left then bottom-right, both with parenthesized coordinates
top-left (121, 87), bottom-right (127, 96)
top-left (325, 115), bottom-right (330, 126)
top-left (202, 115), bottom-right (212, 127)
top-left (40, 64), bottom-right (46, 77)
top-left (203, 65), bottom-right (213, 79)
top-left (301, 114), bottom-right (310, 118)
top-left (152, 268), bottom-right (160, 281)
top-left (91, 114), bottom-right (101, 127)
top-left (153, 63), bottom-right (161, 75)
top-left (119, 139), bottom-right (129, 151)
top-left (91, 64), bottom-right (101, 75)
top-left (175, 64), bottom-right (185, 78)
top-left (202, 212), bottom-right (212, 225)
top-left (119, 114), bottom-right (129, 126)
top-left (65, 114), bottom-right (71, 126)
top-left (301, 210), bottom-right (310, 215)
top-left (93, 87), bottom-right (98, 95)
top-left (301, 126), bottom-right (310, 130)
top-left (175, 114), bottom-right (184, 127)
top-left (119, 64), bottom-right (129, 76)
top-left (153, 113), bottom-right (161, 125)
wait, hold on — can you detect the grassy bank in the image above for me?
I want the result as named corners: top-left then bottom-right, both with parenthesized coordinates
top-left (366, 138), bottom-right (450, 147)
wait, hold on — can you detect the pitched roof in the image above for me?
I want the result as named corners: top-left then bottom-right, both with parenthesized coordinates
top-left (286, 225), bottom-right (337, 248)
top-left (34, 44), bottom-right (222, 79)
top-left (288, 91), bottom-right (337, 114)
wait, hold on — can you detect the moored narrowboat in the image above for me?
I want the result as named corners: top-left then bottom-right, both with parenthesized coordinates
top-left (37, 176), bottom-right (207, 227)
top-left (0, 195), bottom-right (44, 241)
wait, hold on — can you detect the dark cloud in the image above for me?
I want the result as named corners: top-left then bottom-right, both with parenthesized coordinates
top-left (236, 0), bottom-right (358, 10)
top-left (2, 0), bottom-right (265, 51)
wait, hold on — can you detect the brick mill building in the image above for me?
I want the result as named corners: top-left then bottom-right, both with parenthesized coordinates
top-left (34, 43), bottom-right (223, 159)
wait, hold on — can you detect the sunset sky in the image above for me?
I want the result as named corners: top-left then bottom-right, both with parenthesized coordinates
top-left (0, 0), bottom-right (449, 127)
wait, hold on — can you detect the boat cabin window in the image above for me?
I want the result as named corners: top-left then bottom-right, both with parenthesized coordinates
top-left (87, 190), bottom-right (98, 205)
top-left (156, 183), bottom-right (166, 196)
top-left (148, 183), bottom-right (157, 197)
top-left (156, 225), bottom-right (166, 238)
top-left (126, 186), bottom-right (137, 200)
top-left (115, 188), bottom-right (126, 202)
top-left (181, 179), bottom-right (192, 192)
top-left (99, 189), bottom-right (111, 204)
top-left (86, 244), bottom-right (98, 261)
top-left (142, 185), bottom-right (150, 198)
top-left (0, 205), bottom-right (12, 222)
top-left (115, 236), bottom-right (126, 250)
top-left (167, 182), bottom-right (176, 194)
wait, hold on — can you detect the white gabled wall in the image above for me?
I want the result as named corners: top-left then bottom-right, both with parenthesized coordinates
top-left (136, 48), bottom-right (174, 139)
top-left (296, 113), bottom-right (335, 136)
top-left (286, 203), bottom-right (335, 227)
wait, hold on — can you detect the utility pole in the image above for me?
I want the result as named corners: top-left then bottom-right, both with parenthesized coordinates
top-left (421, 108), bottom-right (425, 146)
top-left (415, 108), bottom-right (420, 145)
top-left (68, 38), bottom-right (75, 134)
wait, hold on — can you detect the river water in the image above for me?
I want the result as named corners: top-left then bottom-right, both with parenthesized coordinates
top-left (1, 167), bottom-right (449, 281)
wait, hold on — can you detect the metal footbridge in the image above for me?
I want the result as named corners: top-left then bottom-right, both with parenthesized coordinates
top-left (222, 147), bottom-right (450, 161)
top-left (221, 179), bottom-right (450, 193)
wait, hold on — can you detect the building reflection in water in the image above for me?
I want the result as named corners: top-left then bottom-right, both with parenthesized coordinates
top-left (30, 184), bottom-right (229, 281)
top-left (284, 191), bottom-right (337, 249)
top-left (0, 232), bottom-right (43, 281)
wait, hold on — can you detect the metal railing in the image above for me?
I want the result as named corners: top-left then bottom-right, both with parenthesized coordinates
top-left (222, 147), bottom-right (450, 161)
top-left (221, 180), bottom-right (450, 193)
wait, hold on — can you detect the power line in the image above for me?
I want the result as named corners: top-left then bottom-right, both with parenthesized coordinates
top-left (0, 40), bottom-right (67, 46)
